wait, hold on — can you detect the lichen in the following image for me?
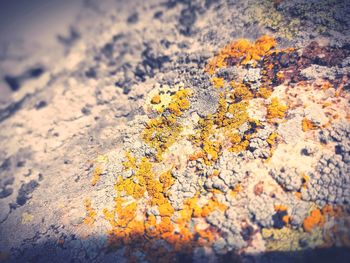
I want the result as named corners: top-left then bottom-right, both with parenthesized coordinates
top-left (151, 94), bottom-right (161, 104)
top-left (143, 88), bottom-right (192, 161)
top-left (205, 35), bottom-right (277, 75)
top-left (303, 209), bottom-right (324, 233)
top-left (91, 166), bottom-right (102, 186)
top-left (257, 87), bottom-right (273, 99)
top-left (83, 35), bottom-right (350, 261)
top-left (266, 97), bottom-right (288, 120)
top-left (83, 199), bottom-right (96, 225)
top-left (211, 77), bottom-right (225, 88)
top-left (302, 118), bottom-right (318, 132)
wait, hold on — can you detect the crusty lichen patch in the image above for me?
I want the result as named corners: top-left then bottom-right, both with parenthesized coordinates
top-left (205, 35), bottom-right (277, 74)
top-left (266, 97), bottom-right (288, 121)
top-left (142, 87), bottom-right (192, 161)
top-left (84, 35), bottom-right (350, 262)
top-left (83, 199), bottom-right (96, 225)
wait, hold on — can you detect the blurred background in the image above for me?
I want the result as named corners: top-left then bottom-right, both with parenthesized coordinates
top-left (0, 0), bottom-right (82, 103)
top-left (0, 0), bottom-right (82, 45)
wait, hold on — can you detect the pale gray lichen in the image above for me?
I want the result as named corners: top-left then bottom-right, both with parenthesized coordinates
top-left (301, 153), bottom-right (350, 206)
top-left (270, 167), bottom-right (303, 192)
top-left (302, 122), bottom-right (350, 206)
top-left (248, 194), bottom-right (275, 228)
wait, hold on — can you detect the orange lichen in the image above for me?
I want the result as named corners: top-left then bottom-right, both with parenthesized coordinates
top-left (302, 118), bottom-right (318, 132)
top-left (189, 151), bottom-right (206, 161)
top-left (274, 204), bottom-right (288, 212)
top-left (151, 94), bottom-right (161, 104)
top-left (282, 215), bottom-right (290, 225)
top-left (83, 199), bottom-right (96, 225)
top-left (201, 198), bottom-right (227, 217)
top-left (303, 209), bottom-right (324, 232)
top-left (196, 226), bottom-right (218, 246)
top-left (91, 166), bottom-right (102, 186)
top-left (321, 81), bottom-right (332, 90)
top-left (266, 97), bottom-right (288, 120)
top-left (106, 189), bottom-right (225, 260)
top-left (105, 151), bottom-right (229, 261)
top-left (274, 205), bottom-right (290, 225)
top-left (295, 191), bottom-right (302, 199)
top-left (273, 204), bottom-right (290, 225)
top-left (322, 102), bottom-right (332, 108)
top-left (205, 35), bottom-right (277, 74)
top-left (231, 82), bottom-right (253, 101)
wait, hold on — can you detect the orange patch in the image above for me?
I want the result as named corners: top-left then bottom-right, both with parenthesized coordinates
top-left (274, 204), bottom-right (288, 212)
top-left (151, 94), bottom-right (161, 104)
top-left (302, 118), bottom-right (318, 132)
top-left (91, 166), bottom-right (102, 186)
top-left (303, 209), bottom-right (324, 232)
top-left (83, 199), bottom-right (96, 225)
top-left (205, 35), bottom-right (276, 74)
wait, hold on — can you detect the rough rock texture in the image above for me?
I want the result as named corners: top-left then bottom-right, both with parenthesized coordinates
top-left (0, 0), bottom-right (350, 262)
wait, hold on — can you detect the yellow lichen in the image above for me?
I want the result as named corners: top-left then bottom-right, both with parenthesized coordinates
top-left (122, 151), bottom-right (137, 170)
top-left (266, 97), bottom-right (288, 120)
top-left (167, 88), bottom-right (192, 116)
top-left (231, 82), bottom-right (253, 101)
top-left (257, 87), bottom-right (273, 99)
top-left (267, 132), bottom-right (277, 146)
top-left (143, 88), bottom-right (192, 161)
top-left (21, 212), bottom-right (34, 224)
top-left (211, 77), bottom-right (225, 88)
top-left (227, 131), bottom-right (249, 153)
top-left (276, 71), bottom-right (284, 80)
top-left (159, 170), bottom-right (174, 193)
top-left (189, 81), bottom-right (256, 164)
top-left (212, 169), bottom-right (220, 177)
top-left (261, 227), bottom-right (323, 251)
top-left (230, 184), bottom-right (241, 198)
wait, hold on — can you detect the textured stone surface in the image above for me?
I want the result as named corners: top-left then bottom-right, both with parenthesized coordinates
top-left (0, 0), bottom-right (349, 262)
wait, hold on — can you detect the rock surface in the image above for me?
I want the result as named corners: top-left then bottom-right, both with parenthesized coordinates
top-left (0, 0), bottom-right (350, 262)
